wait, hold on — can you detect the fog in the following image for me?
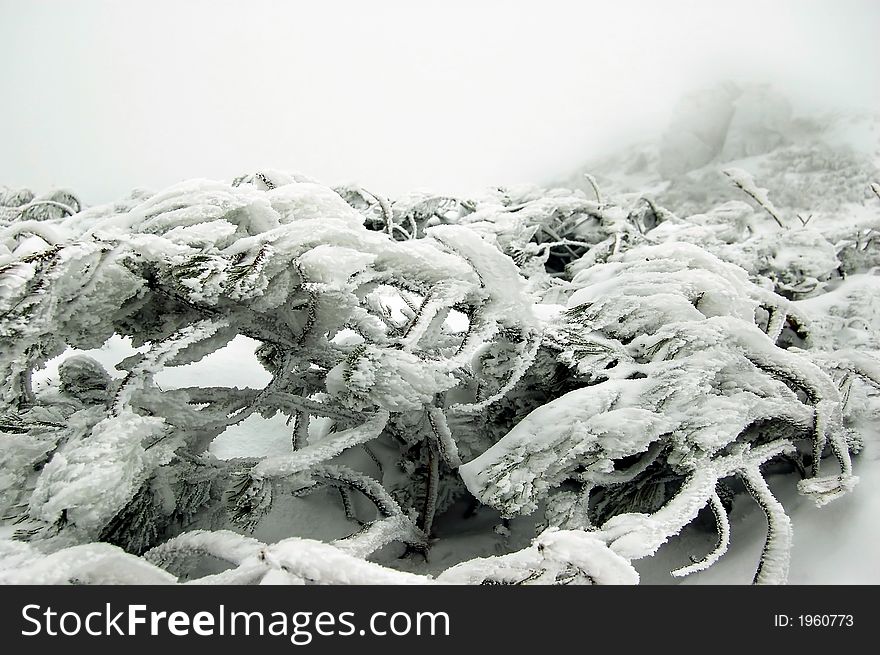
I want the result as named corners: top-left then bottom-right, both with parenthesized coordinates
top-left (1, 0), bottom-right (877, 204)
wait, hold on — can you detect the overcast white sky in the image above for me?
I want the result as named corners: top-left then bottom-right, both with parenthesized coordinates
top-left (1, 0), bottom-right (877, 204)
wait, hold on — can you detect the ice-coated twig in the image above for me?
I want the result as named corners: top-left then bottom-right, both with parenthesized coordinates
top-left (259, 537), bottom-right (434, 584)
top-left (577, 442), bottom-right (664, 486)
top-left (16, 199), bottom-right (78, 218)
top-left (584, 173), bottom-right (603, 206)
top-left (598, 440), bottom-right (794, 568)
top-left (420, 444), bottom-right (440, 536)
top-left (144, 529), bottom-right (266, 571)
top-left (251, 411), bottom-right (389, 480)
top-left (723, 168), bottom-right (786, 229)
top-left (307, 463), bottom-right (404, 518)
top-left (740, 466), bottom-right (792, 585)
top-left (113, 319), bottom-right (229, 414)
top-left (334, 513), bottom-right (427, 558)
top-left (671, 490), bottom-right (730, 577)
top-left (427, 406), bottom-right (461, 468)
top-left (448, 331), bottom-right (541, 416)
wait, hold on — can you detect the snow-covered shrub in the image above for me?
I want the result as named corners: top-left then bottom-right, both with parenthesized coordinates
top-left (0, 166), bottom-right (876, 585)
top-left (0, 176), bottom-right (541, 556)
top-left (460, 243), bottom-right (860, 582)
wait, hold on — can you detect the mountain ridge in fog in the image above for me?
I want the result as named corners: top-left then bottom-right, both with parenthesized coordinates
top-left (556, 82), bottom-right (880, 218)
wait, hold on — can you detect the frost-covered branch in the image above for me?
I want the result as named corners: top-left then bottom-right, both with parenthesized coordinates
top-left (723, 168), bottom-right (786, 228)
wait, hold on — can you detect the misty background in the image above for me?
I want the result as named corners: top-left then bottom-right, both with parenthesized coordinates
top-left (1, 0), bottom-right (878, 205)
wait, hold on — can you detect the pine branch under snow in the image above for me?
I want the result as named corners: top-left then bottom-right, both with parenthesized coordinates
top-left (0, 161), bottom-right (874, 585)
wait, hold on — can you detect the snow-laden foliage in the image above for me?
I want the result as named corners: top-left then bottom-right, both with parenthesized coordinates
top-left (1, 156), bottom-right (878, 585)
top-left (460, 242), bottom-right (861, 583)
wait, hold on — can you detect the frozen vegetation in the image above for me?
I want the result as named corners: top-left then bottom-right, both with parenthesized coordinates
top-left (1, 87), bottom-right (878, 585)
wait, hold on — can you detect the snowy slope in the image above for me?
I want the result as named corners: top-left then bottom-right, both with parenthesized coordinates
top-left (557, 83), bottom-right (880, 220)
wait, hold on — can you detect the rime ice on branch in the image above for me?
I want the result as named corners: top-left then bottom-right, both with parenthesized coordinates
top-left (0, 170), bottom-right (872, 585)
